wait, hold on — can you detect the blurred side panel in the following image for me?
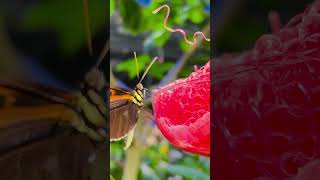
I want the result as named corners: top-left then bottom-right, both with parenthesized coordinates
top-left (212, 0), bottom-right (319, 179)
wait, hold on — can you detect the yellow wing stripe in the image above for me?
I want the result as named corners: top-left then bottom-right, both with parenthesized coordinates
top-left (110, 94), bottom-right (133, 102)
top-left (0, 104), bottom-right (76, 128)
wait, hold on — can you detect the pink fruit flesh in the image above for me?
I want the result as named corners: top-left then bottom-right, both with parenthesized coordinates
top-left (152, 62), bottom-right (210, 156)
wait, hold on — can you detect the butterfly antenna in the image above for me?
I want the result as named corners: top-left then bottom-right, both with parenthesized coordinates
top-left (82, 0), bottom-right (93, 56)
top-left (134, 51), bottom-right (140, 80)
top-left (139, 56), bottom-right (158, 84)
top-left (95, 40), bottom-right (109, 67)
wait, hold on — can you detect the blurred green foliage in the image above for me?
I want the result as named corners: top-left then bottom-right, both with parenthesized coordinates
top-left (111, 0), bottom-right (115, 17)
top-left (116, 0), bottom-right (209, 45)
top-left (113, 0), bottom-right (210, 81)
top-left (115, 54), bottom-right (151, 79)
top-left (21, 0), bottom-right (107, 55)
top-left (111, 140), bottom-right (210, 180)
top-left (111, 0), bottom-right (210, 179)
top-left (115, 54), bottom-right (175, 80)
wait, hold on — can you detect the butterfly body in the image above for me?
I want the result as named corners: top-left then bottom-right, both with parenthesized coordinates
top-left (110, 53), bottom-right (158, 149)
top-left (131, 83), bottom-right (145, 107)
top-left (109, 83), bottom-right (145, 141)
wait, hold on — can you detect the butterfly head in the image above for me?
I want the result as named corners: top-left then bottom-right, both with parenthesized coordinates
top-left (137, 82), bottom-right (145, 97)
top-left (131, 52), bottom-right (158, 107)
top-left (136, 83), bottom-right (144, 92)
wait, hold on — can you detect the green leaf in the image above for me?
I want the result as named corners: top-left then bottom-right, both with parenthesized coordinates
top-left (174, 6), bottom-right (190, 25)
top-left (170, 0), bottom-right (185, 6)
top-left (188, 7), bottom-right (205, 24)
top-left (154, 30), bottom-right (171, 47)
top-left (110, 0), bottom-right (115, 17)
top-left (179, 67), bottom-right (193, 78)
top-left (119, 0), bottom-right (145, 35)
top-left (115, 54), bottom-right (151, 79)
top-left (110, 175), bottom-right (116, 180)
top-left (190, 55), bottom-right (210, 64)
top-left (164, 164), bottom-right (210, 180)
top-left (179, 38), bottom-right (193, 52)
top-left (144, 29), bottom-right (171, 48)
top-left (148, 62), bottom-right (175, 80)
top-left (186, 0), bottom-right (201, 6)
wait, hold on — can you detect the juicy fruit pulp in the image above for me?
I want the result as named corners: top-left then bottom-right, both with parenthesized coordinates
top-left (152, 62), bottom-right (210, 156)
top-left (213, 0), bottom-right (320, 179)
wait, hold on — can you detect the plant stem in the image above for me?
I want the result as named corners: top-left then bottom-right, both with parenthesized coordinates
top-left (121, 119), bottom-right (145, 180)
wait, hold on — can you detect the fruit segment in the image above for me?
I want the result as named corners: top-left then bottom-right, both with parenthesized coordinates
top-left (152, 62), bottom-right (210, 156)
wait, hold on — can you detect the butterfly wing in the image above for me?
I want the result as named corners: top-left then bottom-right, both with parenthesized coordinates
top-left (110, 87), bottom-right (132, 100)
top-left (0, 81), bottom-right (97, 180)
top-left (110, 88), bottom-right (140, 141)
top-left (0, 81), bottom-right (80, 149)
top-left (0, 80), bottom-right (107, 141)
top-left (0, 81), bottom-right (78, 126)
top-left (0, 80), bottom-right (76, 107)
top-left (0, 131), bottom-right (95, 180)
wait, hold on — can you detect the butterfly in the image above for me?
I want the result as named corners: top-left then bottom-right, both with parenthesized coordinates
top-left (110, 52), bottom-right (157, 149)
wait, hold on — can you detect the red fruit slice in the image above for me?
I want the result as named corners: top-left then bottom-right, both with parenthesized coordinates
top-left (151, 61), bottom-right (210, 156)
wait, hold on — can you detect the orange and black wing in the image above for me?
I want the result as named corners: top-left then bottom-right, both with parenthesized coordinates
top-left (110, 87), bottom-right (132, 100)
top-left (110, 88), bottom-right (140, 140)
top-left (0, 81), bottom-right (78, 128)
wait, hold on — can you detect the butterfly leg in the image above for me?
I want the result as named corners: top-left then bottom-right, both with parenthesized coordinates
top-left (124, 127), bottom-right (135, 150)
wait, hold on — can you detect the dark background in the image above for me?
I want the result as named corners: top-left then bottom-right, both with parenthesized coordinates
top-left (213, 0), bottom-right (312, 54)
top-left (1, 0), bottom-right (108, 87)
